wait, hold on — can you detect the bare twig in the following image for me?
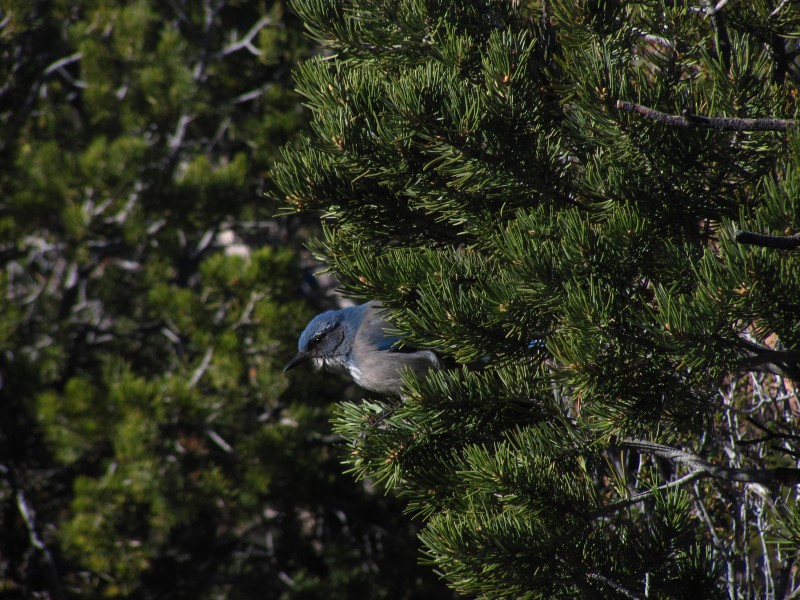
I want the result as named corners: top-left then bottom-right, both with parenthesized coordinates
top-left (230, 83), bottom-right (275, 105)
top-left (43, 52), bottom-right (83, 76)
top-left (206, 116), bottom-right (232, 152)
top-left (206, 429), bottom-right (234, 453)
top-left (168, 113), bottom-right (194, 155)
top-left (189, 346), bottom-right (214, 387)
top-left (586, 572), bottom-right (643, 600)
top-left (234, 291), bottom-right (265, 329)
top-left (770, 0), bottom-right (792, 18)
top-left (615, 100), bottom-right (797, 131)
top-left (698, 0), bottom-right (732, 70)
top-left (42, 53), bottom-right (88, 89)
top-left (216, 15), bottom-right (274, 58)
top-left (754, 494), bottom-right (774, 597)
top-left (16, 490), bottom-right (65, 600)
top-left (596, 469), bottom-right (706, 514)
top-left (191, 227), bottom-right (217, 259)
top-left (632, 28), bottom-right (674, 50)
top-left (711, 0), bottom-right (735, 13)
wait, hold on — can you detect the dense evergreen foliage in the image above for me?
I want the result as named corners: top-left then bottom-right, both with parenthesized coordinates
top-left (1, 2), bottom-right (452, 598)
top-left (275, 1), bottom-right (800, 597)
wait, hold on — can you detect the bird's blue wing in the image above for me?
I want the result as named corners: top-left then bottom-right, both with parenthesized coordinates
top-left (357, 302), bottom-right (410, 352)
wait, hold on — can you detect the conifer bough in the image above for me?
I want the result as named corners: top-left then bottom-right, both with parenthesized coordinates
top-left (275, 0), bottom-right (800, 597)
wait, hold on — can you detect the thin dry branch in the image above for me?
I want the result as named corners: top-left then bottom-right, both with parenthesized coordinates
top-left (615, 100), bottom-right (797, 131)
top-left (596, 469), bottom-right (706, 515)
top-left (216, 15), bottom-right (275, 58)
top-left (619, 439), bottom-right (800, 486)
top-left (16, 489), bottom-right (65, 600)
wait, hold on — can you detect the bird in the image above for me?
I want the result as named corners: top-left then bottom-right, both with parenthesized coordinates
top-left (284, 301), bottom-right (442, 396)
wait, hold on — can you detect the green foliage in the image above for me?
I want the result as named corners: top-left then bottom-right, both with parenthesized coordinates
top-left (277, 0), bottom-right (800, 597)
top-left (1, 1), bottom-right (452, 598)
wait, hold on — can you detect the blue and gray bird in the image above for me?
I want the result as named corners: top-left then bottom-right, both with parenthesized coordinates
top-left (284, 301), bottom-right (441, 396)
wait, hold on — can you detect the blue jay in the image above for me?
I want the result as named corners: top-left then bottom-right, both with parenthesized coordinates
top-left (284, 301), bottom-right (441, 396)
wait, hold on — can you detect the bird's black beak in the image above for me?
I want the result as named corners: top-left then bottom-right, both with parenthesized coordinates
top-left (283, 351), bottom-right (310, 372)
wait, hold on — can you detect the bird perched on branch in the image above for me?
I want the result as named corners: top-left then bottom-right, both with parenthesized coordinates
top-left (284, 301), bottom-right (441, 396)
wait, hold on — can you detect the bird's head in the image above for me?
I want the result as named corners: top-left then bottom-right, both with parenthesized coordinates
top-left (284, 309), bottom-right (349, 373)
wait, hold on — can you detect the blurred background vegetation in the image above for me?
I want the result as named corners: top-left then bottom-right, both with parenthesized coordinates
top-left (0, 1), bottom-right (453, 597)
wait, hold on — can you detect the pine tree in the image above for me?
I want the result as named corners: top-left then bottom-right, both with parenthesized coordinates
top-left (274, 1), bottom-right (800, 597)
top-left (1, 1), bottom-right (452, 598)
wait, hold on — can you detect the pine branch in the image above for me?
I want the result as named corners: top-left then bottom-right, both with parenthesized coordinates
top-left (615, 100), bottom-right (797, 131)
top-left (619, 439), bottom-right (800, 486)
top-left (734, 230), bottom-right (800, 249)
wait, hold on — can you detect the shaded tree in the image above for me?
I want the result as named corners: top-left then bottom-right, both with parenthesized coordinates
top-left (0, 1), bottom-right (453, 598)
top-left (275, 1), bottom-right (800, 597)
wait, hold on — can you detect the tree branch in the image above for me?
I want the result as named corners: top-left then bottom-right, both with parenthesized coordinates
top-left (189, 346), bottom-right (214, 387)
top-left (42, 52), bottom-right (83, 76)
top-left (701, 0), bottom-right (731, 70)
top-left (632, 28), bottom-right (674, 50)
top-left (586, 572), bottom-right (643, 600)
top-left (615, 100), bottom-right (797, 131)
top-left (216, 15), bottom-right (274, 58)
top-left (735, 230), bottom-right (800, 249)
top-left (16, 489), bottom-right (65, 600)
top-left (708, 0), bottom-right (735, 14)
top-left (619, 439), bottom-right (800, 486)
top-left (596, 469), bottom-right (706, 515)
top-left (736, 348), bottom-right (800, 381)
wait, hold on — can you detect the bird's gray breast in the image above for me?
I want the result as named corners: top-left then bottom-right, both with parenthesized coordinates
top-left (351, 345), bottom-right (441, 396)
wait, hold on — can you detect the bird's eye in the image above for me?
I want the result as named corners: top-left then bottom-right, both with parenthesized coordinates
top-left (310, 334), bottom-right (323, 347)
